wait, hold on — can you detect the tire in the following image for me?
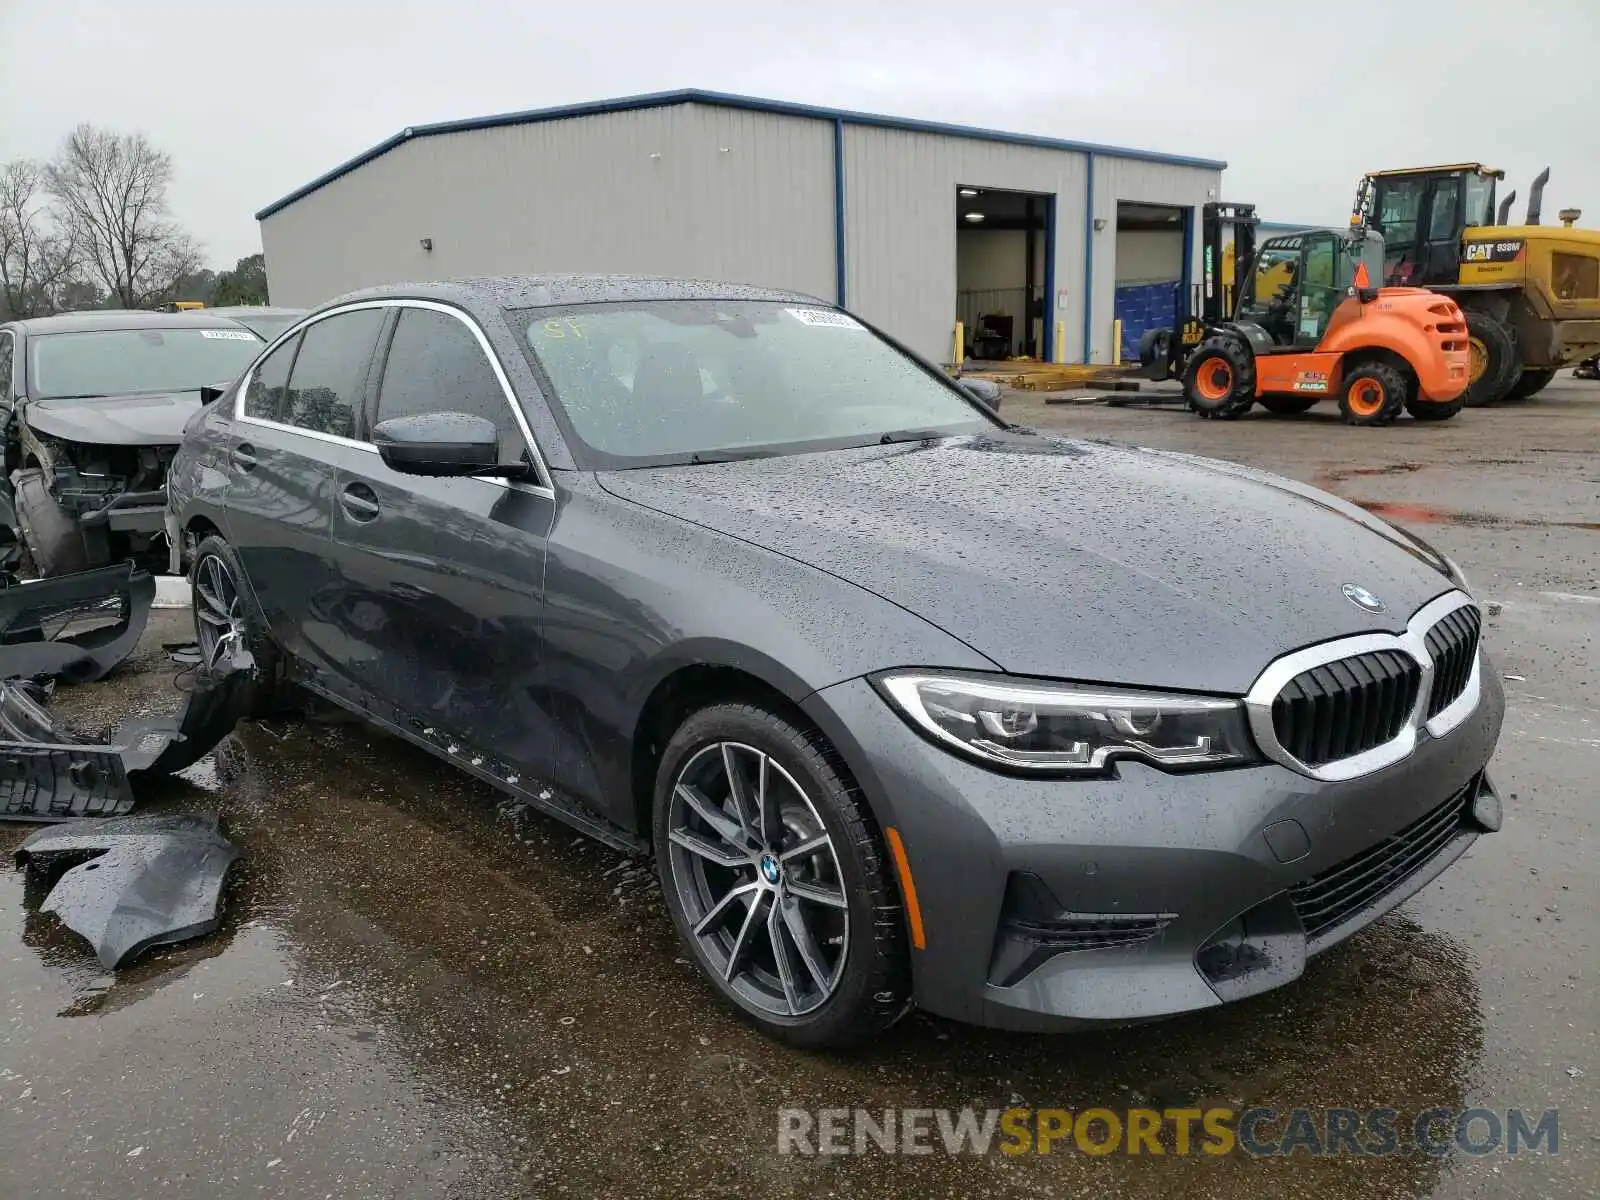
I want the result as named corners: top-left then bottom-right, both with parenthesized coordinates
top-left (652, 701), bottom-right (909, 1049)
top-left (11, 467), bottom-right (89, 578)
top-left (1182, 336), bottom-right (1255, 419)
top-left (1137, 328), bottom-right (1172, 381)
top-left (1338, 362), bottom-right (1408, 426)
top-left (1258, 395), bottom-right (1319, 416)
top-left (191, 534), bottom-right (291, 711)
top-left (1462, 310), bottom-right (1519, 406)
top-left (1502, 368), bottom-right (1557, 402)
top-left (1406, 396), bottom-right (1464, 421)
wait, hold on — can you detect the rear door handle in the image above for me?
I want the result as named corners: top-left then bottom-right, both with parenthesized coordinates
top-left (340, 482), bottom-right (380, 522)
top-left (231, 444), bottom-right (257, 472)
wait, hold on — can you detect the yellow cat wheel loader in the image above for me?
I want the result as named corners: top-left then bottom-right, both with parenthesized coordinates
top-left (1353, 164), bottom-right (1600, 404)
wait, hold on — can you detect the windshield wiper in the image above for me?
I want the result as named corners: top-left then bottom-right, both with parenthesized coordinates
top-left (686, 449), bottom-right (779, 465)
top-left (877, 428), bottom-right (955, 445)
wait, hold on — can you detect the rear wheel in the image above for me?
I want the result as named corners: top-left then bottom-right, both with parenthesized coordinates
top-left (1502, 368), bottom-right (1556, 402)
top-left (1182, 336), bottom-right (1255, 420)
top-left (1258, 394), bottom-right (1319, 416)
top-left (11, 467), bottom-right (89, 578)
top-left (1338, 363), bottom-right (1407, 426)
top-left (1462, 310), bottom-right (1519, 406)
top-left (653, 702), bottom-right (909, 1048)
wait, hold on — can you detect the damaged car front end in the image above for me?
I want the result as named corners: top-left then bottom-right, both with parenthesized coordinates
top-left (0, 311), bottom-right (264, 577)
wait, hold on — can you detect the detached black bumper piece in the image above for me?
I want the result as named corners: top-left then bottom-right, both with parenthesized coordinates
top-left (0, 563), bottom-right (155, 683)
top-left (15, 812), bottom-right (237, 968)
top-left (0, 640), bottom-right (257, 822)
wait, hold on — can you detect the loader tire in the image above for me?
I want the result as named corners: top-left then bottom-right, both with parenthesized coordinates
top-left (1258, 395), bottom-right (1319, 416)
top-left (1183, 337), bottom-right (1255, 420)
top-left (1502, 368), bottom-right (1556, 402)
top-left (1406, 395), bottom-right (1464, 421)
top-left (1338, 363), bottom-right (1407, 426)
top-left (12, 468), bottom-right (89, 578)
top-left (1463, 311), bottom-right (1519, 406)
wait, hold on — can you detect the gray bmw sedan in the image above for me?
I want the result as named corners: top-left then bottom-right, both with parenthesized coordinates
top-left (168, 276), bottom-right (1503, 1048)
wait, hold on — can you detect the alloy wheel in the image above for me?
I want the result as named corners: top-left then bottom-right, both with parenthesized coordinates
top-left (193, 553), bottom-right (246, 672)
top-left (665, 741), bottom-right (849, 1016)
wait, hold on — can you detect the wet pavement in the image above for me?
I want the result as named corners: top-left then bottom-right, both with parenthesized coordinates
top-left (2, 382), bottom-right (1596, 1198)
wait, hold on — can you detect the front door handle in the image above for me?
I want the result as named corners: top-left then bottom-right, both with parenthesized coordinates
top-left (340, 482), bottom-right (380, 522)
top-left (231, 443), bottom-right (257, 472)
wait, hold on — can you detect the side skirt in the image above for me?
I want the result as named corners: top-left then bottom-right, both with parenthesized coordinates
top-left (291, 670), bottom-right (646, 855)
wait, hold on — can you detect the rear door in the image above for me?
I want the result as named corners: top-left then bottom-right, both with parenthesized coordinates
top-left (326, 302), bottom-right (559, 778)
top-left (224, 305), bottom-right (386, 674)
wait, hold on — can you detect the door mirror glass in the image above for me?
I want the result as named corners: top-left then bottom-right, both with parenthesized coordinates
top-left (372, 411), bottom-right (506, 477)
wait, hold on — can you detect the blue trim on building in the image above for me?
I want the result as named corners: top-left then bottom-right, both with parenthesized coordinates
top-left (1042, 195), bottom-right (1057, 363)
top-left (1180, 204), bottom-right (1195, 317)
top-left (255, 87), bottom-right (1228, 220)
top-left (832, 119), bottom-right (847, 306)
top-left (1081, 153), bottom-right (1096, 364)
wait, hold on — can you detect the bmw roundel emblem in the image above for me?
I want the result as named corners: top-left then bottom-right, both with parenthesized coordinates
top-left (1342, 583), bottom-right (1386, 614)
top-left (759, 853), bottom-right (781, 885)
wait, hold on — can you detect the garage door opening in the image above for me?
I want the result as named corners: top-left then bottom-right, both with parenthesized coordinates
top-left (1113, 201), bottom-right (1188, 362)
top-left (956, 187), bottom-right (1051, 360)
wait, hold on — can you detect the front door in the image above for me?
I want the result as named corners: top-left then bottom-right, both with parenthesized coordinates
top-left (326, 302), bottom-right (559, 779)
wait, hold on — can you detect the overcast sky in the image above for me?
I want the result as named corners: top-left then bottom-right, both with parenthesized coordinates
top-left (3, 0), bottom-right (1595, 268)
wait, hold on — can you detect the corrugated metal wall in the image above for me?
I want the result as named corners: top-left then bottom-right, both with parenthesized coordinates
top-left (1088, 156), bottom-right (1217, 363)
top-left (261, 104), bottom-right (838, 307)
top-left (841, 125), bottom-right (1089, 365)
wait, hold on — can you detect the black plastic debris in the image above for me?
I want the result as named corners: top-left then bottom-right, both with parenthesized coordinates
top-left (0, 641), bottom-right (257, 822)
top-left (15, 812), bottom-right (237, 968)
top-left (0, 563), bottom-right (155, 683)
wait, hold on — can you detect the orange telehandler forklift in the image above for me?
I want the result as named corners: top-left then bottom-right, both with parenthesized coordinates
top-left (1140, 202), bottom-right (1472, 425)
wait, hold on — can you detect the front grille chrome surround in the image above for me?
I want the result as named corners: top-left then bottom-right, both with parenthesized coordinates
top-left (1245, 591), bottom-right (1481, 782)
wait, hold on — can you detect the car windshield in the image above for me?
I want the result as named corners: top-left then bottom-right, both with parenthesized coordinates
top-left (27, 327), bottom-right (264, 399)
top-left (515, 300), bottom-right (996, 467)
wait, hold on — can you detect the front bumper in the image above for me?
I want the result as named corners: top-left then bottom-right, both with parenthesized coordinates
top-left (802, 667), bottom-right (1504, 1031)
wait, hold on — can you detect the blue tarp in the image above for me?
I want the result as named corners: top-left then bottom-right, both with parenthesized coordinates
top-left (1114, 281), bottom-right (1181, 362)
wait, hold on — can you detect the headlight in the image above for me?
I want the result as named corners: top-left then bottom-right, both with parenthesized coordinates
top-left (875, 671), bottom-right (1259, 775)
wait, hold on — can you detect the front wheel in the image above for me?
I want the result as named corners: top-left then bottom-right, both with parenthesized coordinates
top-left (1182, 336), bottom-right (1256, 420)
top-left (653, 702), bottom-right (909, 1048)
top-left (1338, 363), bottom-right (1408, 426)
top-left (1462, 310), bottom-right (1519, 406)
top-left (191, 534), bottom-right (291, 709)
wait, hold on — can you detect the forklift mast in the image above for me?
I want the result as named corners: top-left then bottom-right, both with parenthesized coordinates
top-left (1198, 202), bottom-right (1259, 324)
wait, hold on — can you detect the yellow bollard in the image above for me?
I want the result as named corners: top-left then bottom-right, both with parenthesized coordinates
top-left (1111, 319), bottom-right (1123, 367)
top-left (953, 321), bottom-right (964, 368)
top-left (1053, 321), bottom-right (1065, 364)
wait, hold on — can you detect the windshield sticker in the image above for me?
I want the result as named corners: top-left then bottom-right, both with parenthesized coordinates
top-left (200, 329), bottom-right (258, 341)
top-left (785, 308), bottom-right (864, 330)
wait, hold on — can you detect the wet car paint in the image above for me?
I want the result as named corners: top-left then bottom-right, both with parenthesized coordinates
top-left (4, 375), bottom-right (1597, 1195)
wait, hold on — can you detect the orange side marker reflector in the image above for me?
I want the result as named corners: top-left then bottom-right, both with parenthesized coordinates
top-left (1353, 261), bottom-right (1371, 289)
top-left (884, 826), bottom-right (926, 951)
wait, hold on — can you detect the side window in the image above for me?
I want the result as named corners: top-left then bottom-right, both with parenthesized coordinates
top-left (376, 308), bottom-right (522, 446)
top-left (1427, 179), bottom-right (1462, 241)
top-left (281, 309), bottom-right (384, 439)
top-left (0, 333), bottom-right (13, 402)
top-left (243, 332), bottom-right (300, 421)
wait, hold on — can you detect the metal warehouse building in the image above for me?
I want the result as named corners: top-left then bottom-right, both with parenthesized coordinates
top-left (257, 89), bottom-right (1225, 366)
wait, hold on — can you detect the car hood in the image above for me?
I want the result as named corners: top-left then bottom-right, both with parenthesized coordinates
top-left (24, 391), bottom-right (205, 446)
top-left (597, 432), bottom-right (1461, 694)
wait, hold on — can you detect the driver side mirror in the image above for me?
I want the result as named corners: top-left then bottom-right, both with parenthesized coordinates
top-left (959, 377), bottom-right (1003, 412)
top-left (372, 412), bottom-right (515, 478)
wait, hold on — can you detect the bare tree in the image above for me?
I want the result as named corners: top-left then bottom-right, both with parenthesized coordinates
top-left (0, 158), bottom-right (77, 319)
top-left (45, 125), bottom-right (202, 309)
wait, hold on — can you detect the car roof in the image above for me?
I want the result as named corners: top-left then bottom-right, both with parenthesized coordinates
top-left (9, 310), bottom-right (264, 335)
top-left (321, 274), bottom-right (825, 319)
